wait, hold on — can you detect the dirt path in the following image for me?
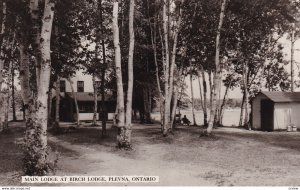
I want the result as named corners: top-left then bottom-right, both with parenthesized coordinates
top-left (1, 122), bottom-right (300, 186)
top-left (50, 124), bottom-right (300, 186)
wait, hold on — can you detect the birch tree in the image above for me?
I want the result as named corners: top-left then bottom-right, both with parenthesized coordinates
top-left (23, 0), bottom-right (55, 175)
top-left (205, 0), bottom-right (227, 135)
top-left (112, 0), bottom-right (127, 148)
top-left (112, 0), bottom-right (135, 148)
top-left (0, 0), bottom-right (6, 131)
top-left (124, 0), bottom-right (135, 146)
top-left (189, 68), bottom-right (197, 126)
top-left (161, 0), bottom-right (184, 136)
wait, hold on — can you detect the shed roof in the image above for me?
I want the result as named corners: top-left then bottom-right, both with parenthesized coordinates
top-left (65, 92), bottom-right (114, 102)
top-left (259, 91), bottom-right (300, 102)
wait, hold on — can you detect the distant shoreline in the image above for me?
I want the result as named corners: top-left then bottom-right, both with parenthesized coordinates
top-left (152, 108), bottom-right (241, 114)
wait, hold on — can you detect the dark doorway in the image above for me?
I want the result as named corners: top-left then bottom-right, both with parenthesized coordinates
top-left (261, 99), bottom-right (274, 131)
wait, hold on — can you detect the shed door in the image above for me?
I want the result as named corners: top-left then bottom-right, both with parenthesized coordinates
top-left (261, 100), bottom-right (274, 131)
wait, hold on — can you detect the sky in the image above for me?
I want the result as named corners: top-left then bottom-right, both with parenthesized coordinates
top-left (184, 35), bottom-right (300, 100)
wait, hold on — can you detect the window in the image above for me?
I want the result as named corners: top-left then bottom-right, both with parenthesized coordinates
top-left (60, 80), bottom-right (66, 92)
top-left (77, 81), bottom-right (84, 92)
top-left (78, 103), bottom-right (94, 113)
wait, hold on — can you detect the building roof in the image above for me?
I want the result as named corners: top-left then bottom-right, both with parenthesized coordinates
top-left (260, 91), bottom-right (300, 103)
top-left (65, 92), bottom-right (114, 102)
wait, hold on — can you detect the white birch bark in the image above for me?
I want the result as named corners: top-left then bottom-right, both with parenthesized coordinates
top-left (202, 69), bottom-right (208, 126)
top-left (190, 71), bottom-right (197, 126)
top-left (23, 0), bottom-right (54, 175)
top-left (0, 1), bottom-right (6, 131)
top-left (206, 0), bottom-right (227, 135)
top-left (239, 92), bottom-right (245, 126)
top-left (243, 62), bottom-right (250, 129)
top-left (170, 67), bottom-right (184, 128)
top-left (161, 0), bottom-right (184, 135)
top-left (33, 0), bottom-right (55, 172)
top-left (124, 0), bottom-right (135, 146)
top-left (30, 0), bottom-right (41, 88)
top-left (0, 1), bottom-right (5, 91)
top-left (112, 0), bottom-right (126, 147)
top-left (162, 0), bottom-right (170, 136)
top-left (291, 23), bottom-right (295, 92)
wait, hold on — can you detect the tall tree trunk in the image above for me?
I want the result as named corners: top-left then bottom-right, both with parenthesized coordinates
top-left (113, 0), bottom-right (126, 148)
top-left (201, 69), bottom-right (208, 126)
top-left (291, 23), bottom-right (295, 92)
top-left (243, 62), bottom-right (250, 129)
top-left (19, 41), bottom-right (39, 173)
top-left (19, 41), bottom-right (39, 175)
top-left (12, 62), bottom-right (16, 121)
top-left (92, 74), bottom-right (98, 126)
top-left (2, 89), bottom-right (8, 131)
top-left (239, 91), bottom-right (245, 126)
top-left (0, 1), bottom-right (6, 131)
top-left (190, 71), bottom-right (197, 126)
top-left (30, 0), bottom-right (41, 90)
top-left (162, 0), bottom-right (184, 135)
top-left (214, 67), bottom-right (223, 126)
top-left (55, 76), bottom-right (60, 125)
top-left (67, 78), bottom-right (79, 127)
top-left (99, 0), bottom-right (107, 136)
top-left (162, 0), bottom-right (171, 136)
top-left (208, 71), bottom-right (213, 110)
top-left (170, 90), bottom-right (179, 128)
top-left (206, 0), bottom-right (227, 135)
top-left (34, 0), bottom-right (54, 174)
top-left (170, 67), bottom-right (184, 128)
top-left (100, 68), bottom-right (107, 136)
top-left (0, 0), bottom-right (5, 90)
top-left (197, 69), bottom-right (206, 126)
top-left (23, 0), bottom-right (55, 175)
top-left (123, 0), bottom-right (135, 148)
top-left (177, 80), bottom-right (185, 116)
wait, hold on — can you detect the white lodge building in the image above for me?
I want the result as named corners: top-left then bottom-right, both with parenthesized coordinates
top-left (52, 69), bottom-right (116, 122)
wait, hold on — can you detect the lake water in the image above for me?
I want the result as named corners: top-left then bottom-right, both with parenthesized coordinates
top-left (152, 109), bottom-right (241, 126)
top-left (9, 110), bottom-right (241, 127)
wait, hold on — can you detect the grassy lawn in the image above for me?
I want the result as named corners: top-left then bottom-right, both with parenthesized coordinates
top-left (1, 121), bottom-right (300, 186)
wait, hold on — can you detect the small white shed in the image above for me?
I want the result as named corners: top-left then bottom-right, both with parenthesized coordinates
top-left (251, 91), bottom-right (300, 131)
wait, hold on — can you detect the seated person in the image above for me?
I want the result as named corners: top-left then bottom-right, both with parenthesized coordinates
top-left (182, 115), bottom-right (191, 126)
